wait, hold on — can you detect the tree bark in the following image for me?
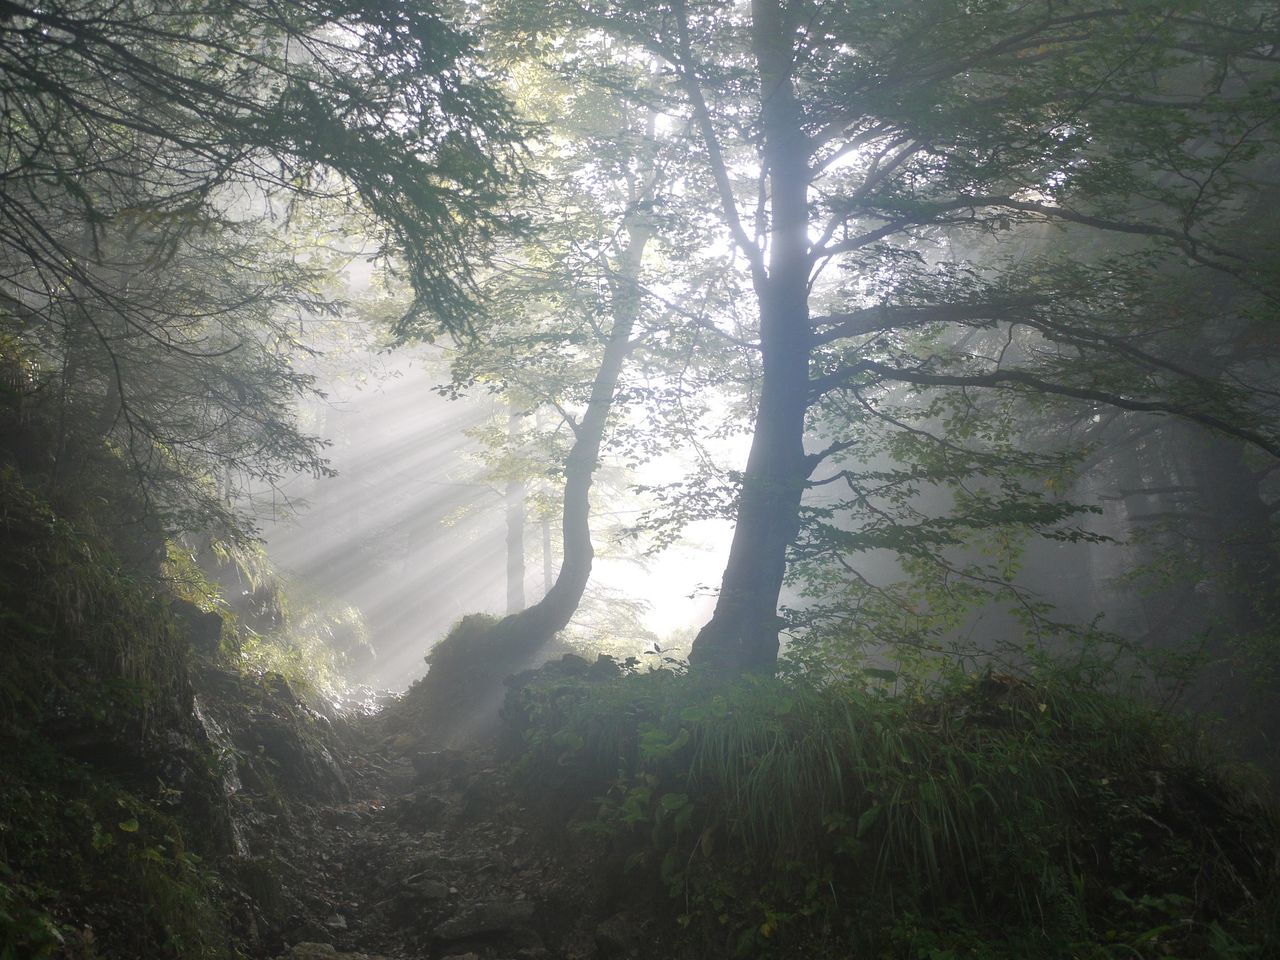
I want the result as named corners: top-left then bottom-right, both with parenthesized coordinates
top-left (413, 213), bottom-right (652, 745)
top-left (505, 407), bottom-right (526, 614)
top-left (502, 213), bottom-right (651, 647)
top-left (690, 0), bottom-right (813, 674)
top-left (541, 512), bottom-right (553, 598)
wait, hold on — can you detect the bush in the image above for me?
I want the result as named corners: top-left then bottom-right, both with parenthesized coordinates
top-left (0, 737), bottom-right (232, 960)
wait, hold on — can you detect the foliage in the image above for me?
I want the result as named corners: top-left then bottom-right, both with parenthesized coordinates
top-left (514, 0), bottom-right (1280, 672)
top-left (164, 536), bottom-right (375, 700)
top-left (510, 660), bottom-right (1280, 958)
top-left (0, 0), bottom-right (528, 543)
top-left (0, 736), bottom-right (231, 960)
top-left (237, 599), bottom-right (369, 700)
top-left (0, 0), bottom-right (526, 335)
top-left (0, 467), bottom-right (187, 731)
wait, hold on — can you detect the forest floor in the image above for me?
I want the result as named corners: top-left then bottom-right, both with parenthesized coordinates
top-left (245, 716), bottom-right (653, 960)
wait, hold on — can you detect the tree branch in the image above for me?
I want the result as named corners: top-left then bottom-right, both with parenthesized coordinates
top-left (816, 359), bottom-right (1280, 459)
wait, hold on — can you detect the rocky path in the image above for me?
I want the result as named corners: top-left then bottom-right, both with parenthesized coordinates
top-left (250, 723), bottom-right (637, 960)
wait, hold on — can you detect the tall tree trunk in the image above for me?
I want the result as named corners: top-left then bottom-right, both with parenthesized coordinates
top-left (505, 407), bottom-right (526, 614)
top-left (690, 0), bottom-right (813, 674)
top-left (541, 511), bottom-right (553, 599)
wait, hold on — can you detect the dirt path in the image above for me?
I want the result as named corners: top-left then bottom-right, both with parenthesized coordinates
top-left (254, 724), bottom-right (620, 960)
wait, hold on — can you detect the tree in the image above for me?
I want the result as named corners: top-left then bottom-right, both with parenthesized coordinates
top-left (542, 0), bottom-right (1280, 674)
top-left (0, 0), bottom-right (525, 538)
top-left (404, 24), bottom-right (747, 742)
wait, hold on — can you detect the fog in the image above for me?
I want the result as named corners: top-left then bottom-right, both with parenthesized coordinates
top-left (259, 350), bottom-right (735, 690)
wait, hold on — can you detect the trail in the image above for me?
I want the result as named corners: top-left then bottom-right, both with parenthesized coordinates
top-left (252, 721), bottom-right (629, 960)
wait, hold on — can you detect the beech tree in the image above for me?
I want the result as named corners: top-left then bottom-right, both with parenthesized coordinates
top-left (406, 35), bottom-right (677, 741)
top-left (532, 0), bottom-right (1280, 675)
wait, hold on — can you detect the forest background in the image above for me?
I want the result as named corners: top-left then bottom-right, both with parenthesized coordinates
top-left (3, 1), bottom-right (1280, 957)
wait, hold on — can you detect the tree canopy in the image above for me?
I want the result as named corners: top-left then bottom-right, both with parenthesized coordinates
top-left (498, 0), bottom-right (1280, 674)
top-left (5, 0), bottom-right (1280, 685)
top-left (0, 0), bottom-right (526, 536)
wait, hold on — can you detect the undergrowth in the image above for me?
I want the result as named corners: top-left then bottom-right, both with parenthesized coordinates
top-left (164, 537), bottom-right (372, 702)
top-left (510, 663), bottom-right (1280, 958)
top-left (0, 467), bottom-right (187, 732)
top-left (0, 737), bottom-right (231, 960)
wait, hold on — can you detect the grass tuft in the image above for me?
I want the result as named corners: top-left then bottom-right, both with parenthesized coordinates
top-left (510, 663), bottom-right (1280, 958)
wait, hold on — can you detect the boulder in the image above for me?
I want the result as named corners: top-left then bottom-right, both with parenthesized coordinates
top-left (594, 912), bottom-right (642, 957)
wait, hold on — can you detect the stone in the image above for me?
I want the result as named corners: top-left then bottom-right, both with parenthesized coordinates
top-left (278, 944), bottom-right (390, 960)
top-left (434, 899), bottom-right (536, 941)
top-left (171, 598), bottom-right (224, 656)
top-left (281, 945), bottom-right (338, 960)
top-left (395, 791), bottom-right (448, 827)
top-left (403, 875), bottom-right (451, 903)
top-left (410, 748), bottom-right (468, 784)
top-left (594, 913), bottom-right (642, 958)
top-left (250, 714), bottom-right (350, 802)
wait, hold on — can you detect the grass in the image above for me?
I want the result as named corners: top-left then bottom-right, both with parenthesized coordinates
top-left (0, 467), bottom-right (187, 733)
top-left (509, 662), bottom-right (1280, 958)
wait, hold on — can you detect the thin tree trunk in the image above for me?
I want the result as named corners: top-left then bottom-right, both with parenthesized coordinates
top-left (414, 213), bottom-right (653, 746)
top-left (690, 0), bottom-right (813, 674)
top-left (500, 213), bottom-right (651, 646)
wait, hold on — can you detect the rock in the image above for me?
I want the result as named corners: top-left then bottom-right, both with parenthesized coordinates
top-left (278, 944), bottom-right (389, 960)
top-left (281, 946), bottom-right (339, 960)
top-left (394, 790), bottom-right (448, 827)
top-left (434, 899), bottom-right (536, 941)
top-left (588, 654), bottom-right (620, 680)
top-left (403, 875), bottom-right (451, 903)
top-left (324, 912), bottom-right (348, 931)
top-left (459, 770), bottom-right (505, 821)
top-left (595, 912), bottom-right (641, 957)
top-left (410, 748), bottom-right (468, 784)
top-left (252, 715), bottom-right (350, 802)
top-left (283, 916), bottom-right (330, 943)
top-left (508, 926), bottom-right (545, 950)
top-left (172, 598), bottom-right (224, 656)
top-left (389, 872), bottom-right (454, 927)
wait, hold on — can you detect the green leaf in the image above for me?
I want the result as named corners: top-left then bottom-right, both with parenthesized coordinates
top-left (117, 818), bottom-right (140, 833)
top-left (856, 804), bottom-right (882, 838)
top-left (863, 668), bottom-right (898, 684)
top-left (658, 792), bottom-right (690, 814)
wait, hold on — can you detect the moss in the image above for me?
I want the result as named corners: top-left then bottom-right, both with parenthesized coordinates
top-left (384, 613), bottom-right (506, 744)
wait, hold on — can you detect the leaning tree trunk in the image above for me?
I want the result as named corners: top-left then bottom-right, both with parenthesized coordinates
top-left (690, 0), bottom-right (814, 675)
top-left (411, 215), bottom-right (652, 746)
